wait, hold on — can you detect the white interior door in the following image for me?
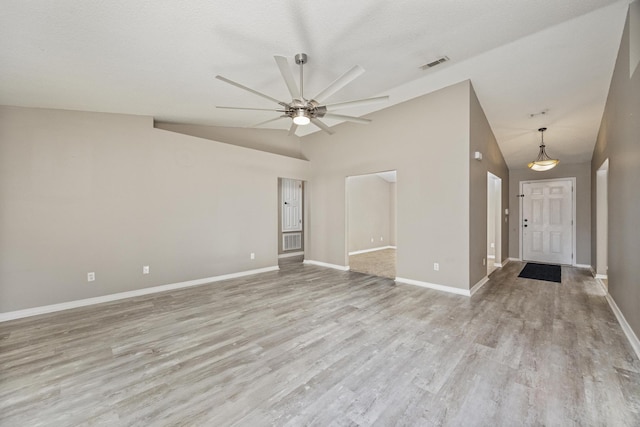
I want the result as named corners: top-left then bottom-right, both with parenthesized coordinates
top-left (522, 179), bottom-right (573, 265)
top-left (282, 178), bottom-right (302, 232)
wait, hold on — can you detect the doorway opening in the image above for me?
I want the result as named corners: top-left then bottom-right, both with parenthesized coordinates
top-left (487, 173), bottom-right (502, 275)
top-left (519, 177), bottom-right (576, 265)
top-left (278, 177), bottom-right (305, 268)
top-left (596, 159), bottom-right (609, 289)
top-left (346, 170), bottom-right (397, 279)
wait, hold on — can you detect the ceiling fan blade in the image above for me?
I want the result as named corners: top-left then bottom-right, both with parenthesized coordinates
top-left (274, 56), bottom-right (301, 99)
top-left (217, 106), bottom-right (283, 112)
top-left (288, 123), bottom-right (298, 136)
top-left (312, 65), bottom-right (365, 104)
top-left (252, 115), bottom-right (288, 128)
top-left (322, 113), bottom-right (371, 124)
top-left (310, 118), bottom-right (335, 135)
top-left (324, 95), bottom-right (389, 111)
top-left (215, 75), bottom-right (285, 106)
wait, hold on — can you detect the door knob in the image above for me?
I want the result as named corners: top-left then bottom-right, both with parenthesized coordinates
top-left (524, 224), bottom-right (528, 227)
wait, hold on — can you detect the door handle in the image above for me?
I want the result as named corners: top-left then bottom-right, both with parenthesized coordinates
top-left (524, 224), bottom-right (528, 227)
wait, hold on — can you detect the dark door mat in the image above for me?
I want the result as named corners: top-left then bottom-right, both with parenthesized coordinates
top-left (518, 262), bottom-right (562, 283)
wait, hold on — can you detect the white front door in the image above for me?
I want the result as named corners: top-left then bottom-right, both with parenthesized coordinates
top-left (282, 178), bottom-right (302, 232)
top-left (521, 179), bottom-right (573, 265)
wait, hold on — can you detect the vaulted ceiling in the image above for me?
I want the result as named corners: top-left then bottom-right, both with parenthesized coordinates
top-left (0, 0), bottom-right (630, 168)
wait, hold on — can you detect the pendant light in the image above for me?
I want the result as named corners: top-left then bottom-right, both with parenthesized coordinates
top-left (528, 127), bottom-right (559, 171)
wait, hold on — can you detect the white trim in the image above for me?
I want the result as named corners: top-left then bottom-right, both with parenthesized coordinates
top-left (0, 266), bottom-right (280, 322)
top-left (602, 288), bottom-right (640, 361)
top-left (487, 255), bottom-right (496, 259)
top-left (518, 177), bottom-right (577, 266)
top-left (589, 266), bottom-right (609, 280)
top-left (278, 251), bottom-right (304, 258)
top-left (574, 263), bottom-right (592, 269)
top-left (395, 277), bottom-right (471, 297)
top-left (470, 276), bottom-right (490, 296)
top-left (508, 257), bottom-right (522, 262)
top-left (303, 259), bottom-right (350, 271)
top-left (595, 276), bottom-right (607, 294)
top-left (493, 263), bottom-right (503, 268)
top-left (348, 246), bottom-right (396, 256)
top-left (501, 258), bottom-right (511, 267)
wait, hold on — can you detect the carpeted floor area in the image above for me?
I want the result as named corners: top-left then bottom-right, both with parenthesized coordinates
top-left (349, 248), bottom-right (396, 279)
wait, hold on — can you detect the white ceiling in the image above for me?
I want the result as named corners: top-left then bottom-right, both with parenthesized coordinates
top-left (0, 0), bottom-right (630, 168)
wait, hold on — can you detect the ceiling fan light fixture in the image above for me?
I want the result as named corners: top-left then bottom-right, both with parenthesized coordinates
top-left (215, 53), bottom-right (389, 135)
top-left (292, 110), bottom-right (310, 125)
top-left (528, 127), bottom-right (559, 171)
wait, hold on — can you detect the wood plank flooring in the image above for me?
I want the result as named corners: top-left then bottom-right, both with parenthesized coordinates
top-left (1, 258), bottom-right (639, 426)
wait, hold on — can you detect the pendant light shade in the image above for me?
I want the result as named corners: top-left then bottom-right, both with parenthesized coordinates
top-left (528, 127), bottom-right (559, 171)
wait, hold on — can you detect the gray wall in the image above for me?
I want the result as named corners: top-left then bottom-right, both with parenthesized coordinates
top-left (347, 174), bottom-right (392, 253)
top-left (591, 2), bottom-right (640, 336)
top-left (0, 106), bottom-right (309, 312)
top-left (469, 84), bottom-right (510, 285)
top-left (508, 162), bottom-right (591, 265)
top-left (155, 122), bottom-right (304, 160)
top-left (302, 80), bottom-right (508, 291)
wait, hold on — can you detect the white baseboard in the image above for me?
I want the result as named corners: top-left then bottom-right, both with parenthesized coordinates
top-left (348, 246), bottom-right (396, 256)
top-left (470, 276), bottom-right (490, 296)
top-left (487, 255), bottom-right (496, 260)
top-left (494, 258), bottom-right (509, 268)
top-left (0, 266), bottom-right (280, 323)
top-left (395, 277), bottom-right (470, 297)
top-left (508, 257), bottom-right (522, 262)
top-left (278, 251), bottom-right (304, 258)
top-left (595, 274), bottom-right (608, 279)
top-left (303, 259), bottom-right (350, 271)
top-left (603, 289), bottom-right (640, 361)
top-left (574, 263), bottom-right (591, 269)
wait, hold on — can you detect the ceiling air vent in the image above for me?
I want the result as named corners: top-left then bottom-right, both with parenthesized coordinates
top-left (419, 56), bottom-right (450, 70)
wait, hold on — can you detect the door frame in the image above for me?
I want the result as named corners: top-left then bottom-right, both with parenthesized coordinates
top-left (487, 172), bottom-right (502, 269)
top-left (344, 170), bottom-right (398, 267)
top-left (596, 159), bottom-right (609, 279)
top-left (518, 177), bottom-right (577, 266)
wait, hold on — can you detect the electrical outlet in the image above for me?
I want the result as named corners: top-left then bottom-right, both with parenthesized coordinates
top-left (433, 263), bottom-right (439, 271)
top-left (380, 236), bottom-right (383, 241)
top-left (250, 253), bottom-right (255, 260)
top-left (87, 272), bottom-right (95, 282)
top-left (490, 242), bottom-right (495, 248)
top-left (370, 237), bottom-right (374, 243)
top-left (143, 266), bottom-right (150, 274)
top-left (483, 258), bottom-right (486, 266)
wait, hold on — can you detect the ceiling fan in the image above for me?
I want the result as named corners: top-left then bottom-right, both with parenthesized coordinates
top-left (215, 53), bottom-right (388, 135)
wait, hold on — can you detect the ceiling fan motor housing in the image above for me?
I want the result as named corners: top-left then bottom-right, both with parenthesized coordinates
top-left (294, 53), bottom-right (307, 65)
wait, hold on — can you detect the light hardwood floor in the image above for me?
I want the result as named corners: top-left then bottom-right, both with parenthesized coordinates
top-left (1, 258), bottom-right (639, 426)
